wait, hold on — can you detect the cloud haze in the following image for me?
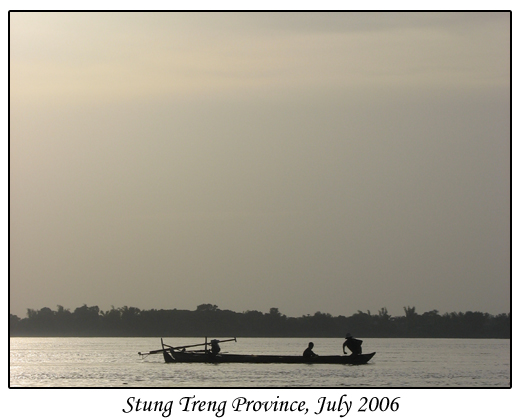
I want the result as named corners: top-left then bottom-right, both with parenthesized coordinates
top-left (10, 12), bottom-right (510, 318)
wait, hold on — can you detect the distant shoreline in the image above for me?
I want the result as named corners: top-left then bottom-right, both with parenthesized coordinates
top-left (10, 304), bottom-right (511, 339)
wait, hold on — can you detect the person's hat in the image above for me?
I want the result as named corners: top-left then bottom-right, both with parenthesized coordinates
top-left (345, 333), bottom-right (352, 338)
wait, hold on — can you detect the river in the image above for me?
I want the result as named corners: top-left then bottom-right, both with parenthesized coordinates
top-left (10, 336), bottom-right (510, 387)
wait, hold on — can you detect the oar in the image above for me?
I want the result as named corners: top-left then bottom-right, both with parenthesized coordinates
top-left (139, 337), bottom-right (237, 356)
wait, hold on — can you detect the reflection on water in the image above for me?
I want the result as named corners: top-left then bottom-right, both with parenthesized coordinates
top-left (9, 337), bottom-right (510, 387)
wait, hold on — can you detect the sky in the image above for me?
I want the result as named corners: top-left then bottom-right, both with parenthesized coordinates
top-left (9, 12), bottom-right (511, 319)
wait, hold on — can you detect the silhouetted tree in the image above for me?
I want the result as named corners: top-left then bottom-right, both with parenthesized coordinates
top-left (9, 304), bottom-right (511, 338)
top-left (196, 304), bottom-right (218, 311)
top-left (72, 305), bottom-right (100, 335)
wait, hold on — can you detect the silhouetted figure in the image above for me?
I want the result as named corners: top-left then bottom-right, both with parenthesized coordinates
top-left (343, 333), bottom-right (363, 355)
top-left (303, 342), bottom-right (318, 358)
top-left (210, 339), bottom-right (221, 355)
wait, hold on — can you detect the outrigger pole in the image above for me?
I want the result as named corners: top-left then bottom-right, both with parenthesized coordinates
top-left (139, 337), bottom-right (237, 357)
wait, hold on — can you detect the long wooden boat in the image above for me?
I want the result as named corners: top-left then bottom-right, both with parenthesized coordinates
top-left (162, 349), bottom-right (375, 365)
top-left (139, 338), bottom-right (375, 365)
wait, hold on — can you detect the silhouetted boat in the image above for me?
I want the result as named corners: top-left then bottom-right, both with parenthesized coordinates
top-left (139, 338), bottom-right (375, 365)
top-left (162, 349), bottom-right (375, 364)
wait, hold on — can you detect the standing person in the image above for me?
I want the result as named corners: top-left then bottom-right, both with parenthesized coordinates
top-left (343, 333), bottom-right (363, 355)
top-left (303, 342), bottom-right (318, 358)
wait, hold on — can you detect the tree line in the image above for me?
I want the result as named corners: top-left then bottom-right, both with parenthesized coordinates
top-left (9, 304), bottom-right (510, 338)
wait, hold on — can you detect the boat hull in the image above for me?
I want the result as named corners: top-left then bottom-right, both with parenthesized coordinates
top-left (163, 350), bottom-right (375, 365)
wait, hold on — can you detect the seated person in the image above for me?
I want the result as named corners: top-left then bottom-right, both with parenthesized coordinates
top-left (343, 333), bottom-right (363, 355)
top-left (210, 339), bottom-right (221, 355)
top-left (303, 342), bottom-right (318, 358)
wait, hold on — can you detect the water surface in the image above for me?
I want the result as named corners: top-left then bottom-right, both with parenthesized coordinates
top-left (9, 337), bottom-right (510, 387)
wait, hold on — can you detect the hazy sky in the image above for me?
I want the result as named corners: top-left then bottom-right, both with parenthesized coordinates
top-left (10, 12), bottom-right (510, 318)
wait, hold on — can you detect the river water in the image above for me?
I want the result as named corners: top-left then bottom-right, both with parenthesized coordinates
top-left (9, 337), bottom-right (510, 388)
